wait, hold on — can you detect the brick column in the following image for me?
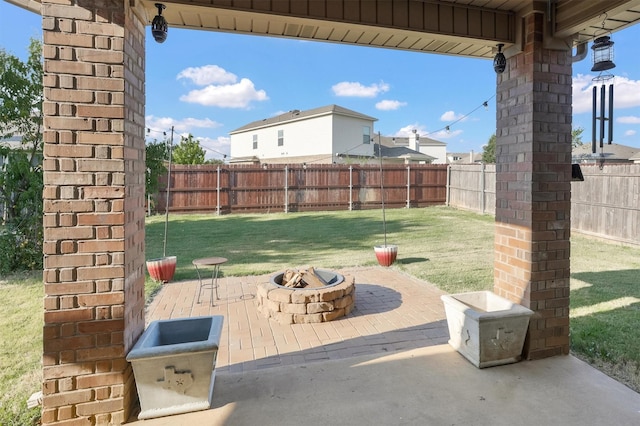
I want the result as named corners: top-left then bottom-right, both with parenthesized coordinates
top-left (494, 9), bottom-right (572, 359)
top-left (41, 0), bottom-right (146, 424)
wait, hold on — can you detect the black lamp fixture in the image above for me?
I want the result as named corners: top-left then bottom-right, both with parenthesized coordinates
top-left (152, 3), bottom-right (168, 43)
top-left (493, 43), bottom-right (506, 74)
top-left (591, 35), bottom-right (615, 72)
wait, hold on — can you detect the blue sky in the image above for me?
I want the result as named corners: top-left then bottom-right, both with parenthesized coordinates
top-left (2, 3), bottom-right (639, 161)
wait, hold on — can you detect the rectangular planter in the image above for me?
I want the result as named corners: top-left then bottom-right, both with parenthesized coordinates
top-left (126, 316), bottom-right (224, 419)
top-left (441, 291), bottom-right (533, 368)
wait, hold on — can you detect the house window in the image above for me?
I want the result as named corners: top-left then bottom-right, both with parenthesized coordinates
top-left (252, 134), bottom-right (258, 150)
top-left (362, 126), bottom-right (371, 144)
top-left (278, 130), bottom-right (284, 146)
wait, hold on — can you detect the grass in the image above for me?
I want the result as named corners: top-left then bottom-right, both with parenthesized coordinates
top-left (0, 271), bottom-right (43, 425)
top-left (144, 206), bottom-right (496, 299)
top-left (2, 207), bottom-right (639, 422)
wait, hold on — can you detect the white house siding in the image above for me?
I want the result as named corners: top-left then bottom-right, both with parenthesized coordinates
top-left (332, 114), bottom-right (374, 161)
top-left (230, 107), bottom-right (376, 164)
top-left (231, 114), bottom-right (334, 161)
top-left (420, 144), bottom-right (447, 164)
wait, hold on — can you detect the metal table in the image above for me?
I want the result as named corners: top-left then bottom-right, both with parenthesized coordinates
top-left (192, 257), bottom-right (228, 306)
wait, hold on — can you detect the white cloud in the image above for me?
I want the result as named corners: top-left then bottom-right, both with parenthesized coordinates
top-left (440, 110), bottom-right (465, 122)
top-left (332, 81), bottom-right (390, 97)
top-left (618, 116), bottom-right (640, 124)
top-left (375, 100), bottom-right (407, 111)
top-left (624, 130), bottom-right (637, 137)
top-left (180, 78), bottom-right (268, 108)
top-left (573, 75), bottom-right (640, 114)
top-left (145, 116), bottom-right (222, 135)
top-left (177, 65), bottom-right (237, 86)
top-left (395, 124), bottom-right (429, 137)
top-left (197, 136), bottom-right (231, 160)
top-left (394, 123), bottom-right (462, 140)
top-left (432, 129), bottom-right (463, 140)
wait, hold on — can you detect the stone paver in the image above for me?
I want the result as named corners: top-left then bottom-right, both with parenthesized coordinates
top-left (145, 266), bottom-right (450, 373)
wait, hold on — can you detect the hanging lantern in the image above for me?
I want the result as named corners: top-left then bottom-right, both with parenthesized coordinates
top-left (591, 36), bottom-right (615, 72)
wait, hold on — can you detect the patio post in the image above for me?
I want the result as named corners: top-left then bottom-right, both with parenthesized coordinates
top-left (41, 0), bottom-right (147, 423)
top-left (494, 7), bottom-right (572, 359)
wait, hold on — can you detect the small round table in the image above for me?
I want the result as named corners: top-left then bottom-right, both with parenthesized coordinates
top-left (192, 257), bottom-right (228, 306)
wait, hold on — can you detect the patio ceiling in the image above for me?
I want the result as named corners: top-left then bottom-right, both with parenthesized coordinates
top-left (9, 0), bottom-right (640, 58)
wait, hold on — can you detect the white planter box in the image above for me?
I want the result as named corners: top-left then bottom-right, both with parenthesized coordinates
top-left (441, 291), bottom-right (533, 368)
top-left (127, 316), bottom-right (224, 419)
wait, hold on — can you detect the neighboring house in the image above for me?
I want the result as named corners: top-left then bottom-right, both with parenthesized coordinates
top-left (385, 132), bottom-right (447, 164)
top-left (572, 142), bottom-right (640, 164)
top-left (372, 135), bottom-right (434, 164)
top-left (447, 151), bottom-right (483, 163)
top-left (229, 105), bottom-right (377, 164)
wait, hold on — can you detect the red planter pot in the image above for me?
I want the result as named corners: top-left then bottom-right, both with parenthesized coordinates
top-left (146, 256), bottom-right (177, 283)
top-left (374, 245), bottom-right (398, 267)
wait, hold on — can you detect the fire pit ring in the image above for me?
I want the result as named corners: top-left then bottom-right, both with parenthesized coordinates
top-left (270, 269), bottom-right (345, 289)
top-left (257, 269), bottom-right (355, 324)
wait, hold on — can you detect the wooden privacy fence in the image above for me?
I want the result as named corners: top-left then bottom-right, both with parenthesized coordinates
top-left (571, 164), bottom-right (640, 246)
top-left (447, 163), bottom-right (640, 246)
top-left (446, 163), bottom-right (496, 215)
top-left (156, 164), bottom-right (448, 214)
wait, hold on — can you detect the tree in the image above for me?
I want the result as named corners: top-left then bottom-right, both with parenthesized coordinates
top-left (145, 139), bottom-right (169, 212)
top-left (572, 126), bottom-right (584, 148)
top-left (481, 134), bottom-right (496, 163)
top-left (172, 134), bottom-right (206, 165)
top-left (0, 39), bottom-right (44, 273)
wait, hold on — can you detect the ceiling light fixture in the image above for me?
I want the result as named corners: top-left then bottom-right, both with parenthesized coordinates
top-left (493, 44), bottom-right (506, 74)
top-left (152, 3), bottom-right (168, 43)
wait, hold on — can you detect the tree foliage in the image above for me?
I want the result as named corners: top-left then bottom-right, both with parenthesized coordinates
top-left (172, 134), bottom-right (206, 165)
top-left (145, 139), bottom-right (169, 213)
top-left (572, 126), bottom-right (585, 148)
top-left (0, 39), bottom-right (44, 273)
top-left (481, 134), bottom-right (496, 163)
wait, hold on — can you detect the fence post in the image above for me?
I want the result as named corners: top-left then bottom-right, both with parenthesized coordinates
top-left (480, 163), bottom-right (486, 214)
top-left (284, 165), bottom-right (288, 213)
top-left (349, 165), bottom-right (353, 211)
top-left (216, 166), bottom-right (221, 216)
top-left (446, 165), bottom-right (451, 206)
top-left (406, 165), bottom-right (411, 208)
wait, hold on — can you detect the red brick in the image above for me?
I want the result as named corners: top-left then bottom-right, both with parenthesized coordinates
top-left (76, 397), bottom-right (124, 416)
top-left (44, 308), bottom-right (94, 323)
top-left (46, 282), bottom-right (95, 296)
top-left (83, 187), bottom-right (125, 199)
top-left (76, 372), bottom-right (124, 389)
top-left (42, 362), bottom-right (94, 381)
top-left (77, 212), bottom-right (124, 226)
top-left (76, 345), bottom-right (124, 362)
top-left (77, 319), bottom-right (124, 334)
top-left (76, 266), bottom-right (124, 280)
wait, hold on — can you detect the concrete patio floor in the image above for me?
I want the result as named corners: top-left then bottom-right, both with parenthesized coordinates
top-left (128, 267), bottom-right (640, 425)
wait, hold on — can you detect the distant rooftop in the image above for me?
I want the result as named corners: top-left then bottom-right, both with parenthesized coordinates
top-left (230, 104), bottom-right (377, 134)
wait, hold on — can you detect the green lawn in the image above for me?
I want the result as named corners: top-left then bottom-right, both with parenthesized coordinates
top-left (2, 206), bottom-right (639, 422)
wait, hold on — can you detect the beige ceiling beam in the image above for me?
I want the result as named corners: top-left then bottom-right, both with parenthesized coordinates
top-left (553, 0), bottom-right (640, 40)
top-left (161, 0), bottom-right (516, 43)
top-left (4, 0), bottom-right (41, 14)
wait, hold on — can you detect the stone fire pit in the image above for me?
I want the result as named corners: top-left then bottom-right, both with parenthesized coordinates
top-left (256, 268), bottom-right (355, 324)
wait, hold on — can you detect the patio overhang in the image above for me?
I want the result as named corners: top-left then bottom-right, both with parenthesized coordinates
top-left (10, 0), bottom-right (640, 57)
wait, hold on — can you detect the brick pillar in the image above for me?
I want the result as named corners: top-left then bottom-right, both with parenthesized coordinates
top-left (41, 0), bottom-right (146, 423)
top-left (494, 9), bottom-right (572, 360)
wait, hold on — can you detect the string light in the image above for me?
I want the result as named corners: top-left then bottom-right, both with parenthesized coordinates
top-left (146, 127), bottom-right (228, 161)
top-left (424, 94), bottom-right (495, 137)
